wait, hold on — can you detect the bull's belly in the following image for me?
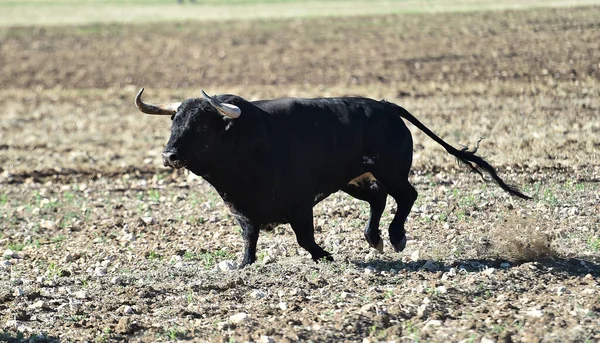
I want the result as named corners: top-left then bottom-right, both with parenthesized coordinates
top-left (347, 172), bottom-right (376, 186)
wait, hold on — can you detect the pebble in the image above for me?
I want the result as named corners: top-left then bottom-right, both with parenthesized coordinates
top-left (217, 260), bottom-right (236, 272)
top-left (111, 276), bottom-right (123, 285)
top-left (40, 219), bottom-right (55, 230)
top-left (436, 286), bottom-right (448, 294)
top-left (410, 250), bottom-right (420, 262)
top-left (216, 321), bottom-right (230, 330)
top-left (3, 249), bottom-right (15, 259)
top-left (250, 289), bottom-right (267, 299)
top-left (278, 302), bottom-right (288, 311)
top-left (556, 285), bottom-right (568, 295)
top-left (482, 267), bottom-right (495, 276)
top-left (74, 291), bottom-right (88, 299)
top-left (140, 216), bottom-right (154, 225)
top-left (123, 305), bottom-right (134, 315)
top-left (13, 288), bottom-right (24, 297)
top-left (260, 336), bottom-right (275, 343)
top-left (582, 288), bottom-right (595, 295)
top-left (262, 254), bottom-right (276, 264)
top-left (500, 262), bottom-right (511, 269)
top-left (339, 291), bottom-right (351, 299)
top-left (526, 308), bottom-right (543, 318)
top-left (364, 266), bottom-right (376, 274)
top-left (359, 303), bottom-right (376, 313)
top-left (228, 312), bottom-right (250, 324)
top-left (29, 301), bottom-right (45, 310)
top-left (481, 337), bottom-right (495, 343)
top-left (1, 260), bottom-right (12, 268)
top-left (94, 267), bottom-right (107, 277)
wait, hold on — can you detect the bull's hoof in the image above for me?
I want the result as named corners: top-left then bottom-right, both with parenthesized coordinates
top-left (391, 235), bottom-right (407, 252)
top-left (373, 239), bottom-right (384, 253)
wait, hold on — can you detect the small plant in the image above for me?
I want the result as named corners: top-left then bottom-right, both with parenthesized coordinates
top-left (542, 188), bottom-right (558, 207)
top-left (147, 251), bottom-right (160, 260)
top-left (47, 261), bottom-right (59, 278)
top-left (587, 236), bottom-right (600, 251)
top-left (148, 189), bottom-right (161, 202)
top-left (7, 242), bottom-right (25, 252)
top-left (51, 235), bottom-right (67, 244)
top-left (257, 250), bottom-right (266, 262)
top-left (0, 193), bottom-right (8, 205)
top-left (164, 327), bottom-right (187, 341)
top-left (198, 249), bottom-right (233, 269)
top-left (64, 191), bottom-right (75, 203)
top-left (183, 251), bottom-right (196, 260)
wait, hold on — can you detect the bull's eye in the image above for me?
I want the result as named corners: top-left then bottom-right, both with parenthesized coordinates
top-left (171, 115), bottom-right (175, 121)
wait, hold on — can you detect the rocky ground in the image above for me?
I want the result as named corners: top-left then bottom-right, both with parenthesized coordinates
top-left (1, 5), bottom-right (599, 343)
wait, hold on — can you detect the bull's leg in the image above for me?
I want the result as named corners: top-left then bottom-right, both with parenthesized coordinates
top-left (289, 208), bottom-right (333, 262)
top-left (376, 181), bottom-right (417, 252)
top-left (342, 175), bottom-right (387, 252)
top-left (236, 216), bottom-right (260, 268)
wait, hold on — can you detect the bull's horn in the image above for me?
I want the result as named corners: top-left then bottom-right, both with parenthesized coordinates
top-left (135, 88), bottom-right (181, 115)
top-left (201, 90), bottom-right (241, 119)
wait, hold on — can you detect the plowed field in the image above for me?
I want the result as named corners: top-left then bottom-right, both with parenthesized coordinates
top-left (1, 4), bottom-right (599, 343)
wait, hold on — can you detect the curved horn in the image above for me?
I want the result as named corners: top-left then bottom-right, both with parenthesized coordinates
top-left (135, 88), bottom-right (181, 115)
top-left (201, 90), bottom-right (241, 119)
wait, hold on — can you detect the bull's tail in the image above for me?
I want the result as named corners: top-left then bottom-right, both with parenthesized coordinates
top-left (394, 105), bottom-right (531, 200)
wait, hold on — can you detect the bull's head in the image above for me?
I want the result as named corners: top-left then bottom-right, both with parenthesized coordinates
top-left (135, 88), bottom-right (241, 169)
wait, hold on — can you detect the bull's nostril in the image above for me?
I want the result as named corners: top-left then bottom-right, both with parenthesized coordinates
top-left (168, 153), bottom-right (178, 162)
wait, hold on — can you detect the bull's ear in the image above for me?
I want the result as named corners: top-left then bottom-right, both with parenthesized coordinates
top-left (201, 90), bottom-right (241, 119)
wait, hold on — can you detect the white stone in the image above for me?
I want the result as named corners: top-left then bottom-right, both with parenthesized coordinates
top-left (278, 302), bottom-right (288, 311)
top-left (111, 276), bottom-right (122, 285)
top-left (216, 321), bottom-right (229, 330)
top-left (228, 312), bottom-right (250, 324)
top-left (123, 305), bottom-right (134, 315)
top-left (3, 249), bottom-right (15, 258)
top-left (140, 216), bottom-right (154, 225)
top-left (364, 266), bottom-right (376, 274)
top-left (217, 260), bottom-right (236, 272)
top-left (0, 260), bottom-right (12, 268)
top-left (94, 267), bottom-right (107, 277)
top-left (29, 300), bottom-right (45, 310)
top-left (525, 308), bottom-right (543, 318)
top-left (74, 291), bottom-right (88, 299)
top-left (339, 291), bottom-right (351, 299)
top-left (556, 285), bottom-right (569, 295)
top-left (481, 337), bottom-right (495, 343)
top-left (250, 289), bottom-right (267, 299)
top-left (482, 267), bottom-right (495, 276)
top-left (13, 288), bottom-right (24, 297)
top-left (40, 219), bottom-right (55, 230)
top-left (260, 336), bottom-right (275, 343)
top-left (410, 250), bottom-right (420, 262)
top-left (436, 286), bottom-right (447, 294)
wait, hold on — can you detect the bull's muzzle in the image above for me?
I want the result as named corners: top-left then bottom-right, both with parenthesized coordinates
top-left (162, 151), bottom-right (186, 169)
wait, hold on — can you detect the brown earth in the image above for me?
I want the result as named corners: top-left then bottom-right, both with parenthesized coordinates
top-left (1, 5), bottom-right (600, 343)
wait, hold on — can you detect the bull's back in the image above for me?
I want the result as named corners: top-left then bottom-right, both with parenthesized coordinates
top-left (257, 97), bottom-right (396, 199)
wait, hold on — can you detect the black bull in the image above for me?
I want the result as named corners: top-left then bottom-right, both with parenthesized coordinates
top-left (135, 88), bottom-right (530, 267)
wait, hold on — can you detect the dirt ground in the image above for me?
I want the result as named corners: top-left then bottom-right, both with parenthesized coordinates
top-left (1, 5), bottom-right (599, 343)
